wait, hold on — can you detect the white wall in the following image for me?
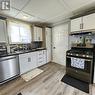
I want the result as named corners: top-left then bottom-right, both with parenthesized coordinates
top-left (52, 23), bottom-right (69, 66)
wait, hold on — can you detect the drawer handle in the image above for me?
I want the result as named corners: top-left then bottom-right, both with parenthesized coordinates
top-left (39, 57), bottom-right (43, 59)
top-left (39, 54), bottom-right (42, 55)
top-left (39, 61), bottom-right (43, 63)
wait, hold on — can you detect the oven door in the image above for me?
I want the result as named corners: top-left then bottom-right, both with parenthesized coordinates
top-left (66, 56), bottom-right (93, 83)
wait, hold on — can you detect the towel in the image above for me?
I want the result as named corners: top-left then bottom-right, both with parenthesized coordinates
top-left (71, 57), bottom-right (85, 69)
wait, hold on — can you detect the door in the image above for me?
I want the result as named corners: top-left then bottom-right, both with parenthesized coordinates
top-left (71, 17), bottom-right (82, 32)
top-left (46, 27), bottom-right (52, 63)
top-left (83, 13), bottom-right (95, 30)
top-left (52, 23), bottom-right (69, 66)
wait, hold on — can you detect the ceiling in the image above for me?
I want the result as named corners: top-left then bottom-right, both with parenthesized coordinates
top-left (0, 0), bottom-right (95, 25)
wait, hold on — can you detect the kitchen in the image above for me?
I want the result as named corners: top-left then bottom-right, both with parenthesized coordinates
top-left (0, 0), bottom-right (95, 95)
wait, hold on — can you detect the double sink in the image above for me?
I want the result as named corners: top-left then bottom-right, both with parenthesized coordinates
top-left (13, 48), bottom-right (45, 54)
top-left (0, 48), bottom-right (46, 57)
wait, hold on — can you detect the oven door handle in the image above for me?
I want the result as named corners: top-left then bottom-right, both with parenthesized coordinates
top-left (66, 56), bottom-right (92, 61)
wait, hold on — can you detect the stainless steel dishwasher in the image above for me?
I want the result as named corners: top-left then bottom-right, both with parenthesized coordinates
top-left (0, 55), bottom-right (20, 84)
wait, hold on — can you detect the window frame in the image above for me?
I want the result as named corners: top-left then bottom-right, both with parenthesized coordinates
top-left (8, 21), bottom-right (32, 44)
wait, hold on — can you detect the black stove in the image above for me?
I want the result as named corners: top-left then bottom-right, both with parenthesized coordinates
top-left (66, 46), bottom-right (94, 83)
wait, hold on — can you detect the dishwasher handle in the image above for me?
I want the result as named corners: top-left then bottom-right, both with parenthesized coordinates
top-left (0, 56), bottom-right (17, 61)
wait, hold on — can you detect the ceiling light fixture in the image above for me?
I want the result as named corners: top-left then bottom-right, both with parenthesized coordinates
top-left (23, 15), bottom-right (29, 19)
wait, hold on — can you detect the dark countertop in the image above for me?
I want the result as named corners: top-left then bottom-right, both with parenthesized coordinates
top-left (0, 48), bottom-right (46, 58)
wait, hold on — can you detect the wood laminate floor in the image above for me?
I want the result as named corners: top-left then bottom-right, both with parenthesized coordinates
top-left (0, 62), bottom-right (95, 95)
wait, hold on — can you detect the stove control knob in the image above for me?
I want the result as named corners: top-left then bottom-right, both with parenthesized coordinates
top-left (67, 53), bottom-right (70, 55)
top-left (76, 54), bottom-right (78, 56)
top-left (83, 55), bottom-right (85, 57)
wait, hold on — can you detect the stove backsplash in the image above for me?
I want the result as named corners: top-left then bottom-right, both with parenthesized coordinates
top-left (70, 34), bottom-right (95, 45)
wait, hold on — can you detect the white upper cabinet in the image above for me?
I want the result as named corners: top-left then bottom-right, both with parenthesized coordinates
top-left (71, 17), bottom-right (83, 32)
top-left (33, 26), bottom-right (43, 41)
top-left (71, 13), bottom-right (95, 32)
top-left (0, 19), bottom-right (7, 43)
top-left (83, 13), bottom-right (95, 30)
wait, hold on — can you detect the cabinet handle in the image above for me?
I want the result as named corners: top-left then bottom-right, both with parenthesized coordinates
top-left (39, 57), bottom-right (43, 59)
top-left (82, 23), bottom-right (83, 29)
top-left (39, 61), bottom-right (43, 63)
top-left (80, 23), bottom-right (83, 29)
top-left (53, 47), bottom-right (56, 49)
top-left (28, 58), bottom-right (31, 62)
top-left (39, 37), bottom-right (40, 40)
top-left (39, 54), bottom-right (42, 55)
top-left (80, 24), bottom-right (82, 29)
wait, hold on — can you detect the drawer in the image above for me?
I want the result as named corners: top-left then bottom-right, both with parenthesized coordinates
top-left (38, 60), bottom-right (43, 63)
top-left (38, 52), bottom-right (43, 55)
top-left (38, 58), bottom-right (43, 62)
top-left (38, 54), bottom-right (43, 58)
top-left (38, 61), bottom-right (44, 66)
top-left (37, 51), bottom-right (43, 54)
top-left (38, 56), bottom-right (43, 59)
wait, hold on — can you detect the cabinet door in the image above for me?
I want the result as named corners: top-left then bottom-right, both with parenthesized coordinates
top-left (19, 53), bottom-right (31, 75)
top-left (20, 26), bottom-right (31, 43)
top-left (83, 13), bottom-right (95, 30)
top-left (46, 28), bottom-right (52, 63)
top-left (38, 27), bottom-right (43, 41)
top-left (30, 52), bottom-right (37, 69)
top-left (71, 17), bottom-right (82, 32)
top-left (43, 50), bottom-right (47, 65)
top-left (33, 26), bottom-right (37, 41)
top-left (0, 19), bottom-right (7, 42)
top-left (33, 26), bottom-right (43, 41)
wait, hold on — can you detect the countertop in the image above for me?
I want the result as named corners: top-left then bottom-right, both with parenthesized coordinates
top-left (0, 48), bottom-right (46, 58)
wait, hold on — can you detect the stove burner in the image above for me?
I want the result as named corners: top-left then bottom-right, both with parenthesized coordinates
top-left (67, 48), bottom-right (93, 58)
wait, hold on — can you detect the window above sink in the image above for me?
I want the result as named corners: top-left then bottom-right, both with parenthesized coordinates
top-left (8, 21), bottom-right (32, 44)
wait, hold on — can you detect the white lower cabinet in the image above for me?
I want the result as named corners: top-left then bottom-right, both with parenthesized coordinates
top-left (30, 52), bottom-right (37, 69)
top-left (43, 50), bottom-right (47, 64)
top-left (37, 50), bottom-right (47, 67)
top-left (19, 50), bottom-right (47, 75)
top-left (19, 53), bottom-right (32, 75)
